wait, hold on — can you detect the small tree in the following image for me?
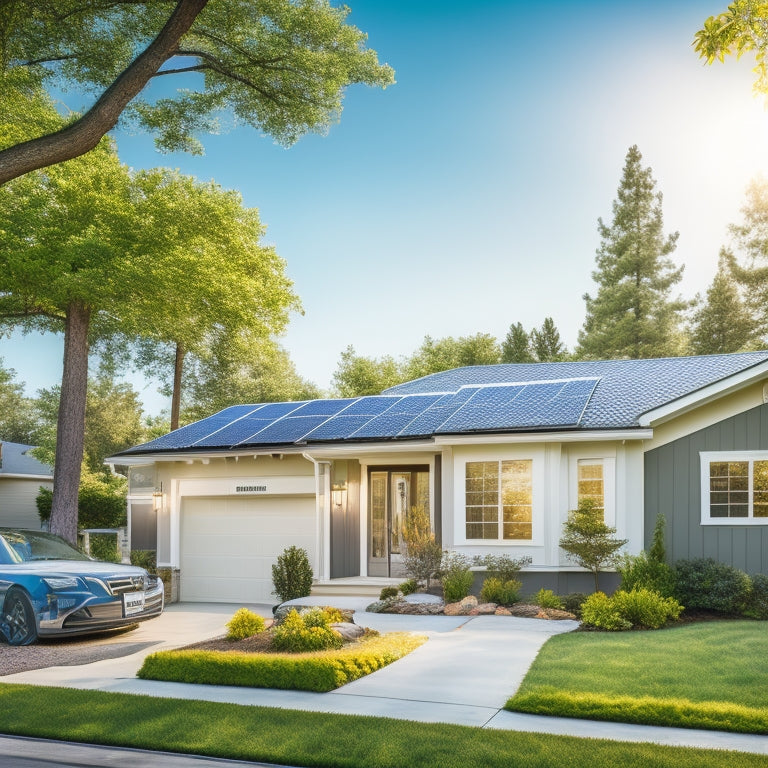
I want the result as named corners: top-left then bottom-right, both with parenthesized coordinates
top-left (271, 546), bottom-right (313, 603)
top-left (401, 506), bottom-right (442, 589)
top-left (559, 499), bottom-right (627, 592)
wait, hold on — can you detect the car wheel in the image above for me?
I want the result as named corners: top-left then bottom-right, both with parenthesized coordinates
top-left (4, 589), bottom-right (37, 646)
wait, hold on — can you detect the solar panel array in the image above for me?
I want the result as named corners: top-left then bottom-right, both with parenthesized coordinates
top-left (122, 377), bottom-right (600, 454)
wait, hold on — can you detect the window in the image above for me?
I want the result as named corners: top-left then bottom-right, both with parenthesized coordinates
top-left (701, 453), bottom-right (768, 524)
top-left (465, 459), bottom-right (532, 540)
top-left (577, 459), bottom-right (604, 514)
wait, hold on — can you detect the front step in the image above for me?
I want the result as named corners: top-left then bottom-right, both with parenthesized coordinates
top-left (311, 578), bottom-right (400, 598)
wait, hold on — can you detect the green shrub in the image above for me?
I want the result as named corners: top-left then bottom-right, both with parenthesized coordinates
top-left (401, 506), bottom-right (442, 588)
top-left (130, 549), bottom-right (157, 574)
top-left (379, 586), bottom-right (399, 600)
top-left (138, 632), bottom-right (426, 692)
top-left (271, 609), bottom-right (343, 653)
top-left (562, 592), bottom-right (588, 616)
top-left (399, 579), bottom-right (417, 596)
top-left (580, 592), bottom-right (631, 631)
top-left (473, 553), bottom-right (531, 583)
top-left (272, 546), bottom-right (313, 603)
top-left (533, 588), bottom-right (564, 610)
top-left (673, 558), bottom-right (752, 614)
top-left (440, 551), bottom-right (474, 602)
top-left (611, 588), bottom-right (683, 629)
top-left (617, 551), bottom-right (675, 597)
top-left (744, 573), bottom-right (768, 619)
top-left (480, 577), bottom-right (521, 605)
top-left (226, 608), bottom-right (266, 641)
top-left (88, 533), bottom-right (120, 563)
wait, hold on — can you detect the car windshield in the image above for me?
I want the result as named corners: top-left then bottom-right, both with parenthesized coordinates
top-left (0, 530), bottom-right (91, 564)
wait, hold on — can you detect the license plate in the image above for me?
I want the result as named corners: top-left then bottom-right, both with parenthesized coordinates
top-left (123, 591), bottom-right (146, 617)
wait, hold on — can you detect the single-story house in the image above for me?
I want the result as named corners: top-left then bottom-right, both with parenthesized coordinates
top-left (0, 441), bottom-right (53, 530)
top-left (109, 351), bottom-right (768, 604)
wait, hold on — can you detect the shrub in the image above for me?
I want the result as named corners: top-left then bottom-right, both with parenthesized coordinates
top-left (399, 579), bottom-right (417, 596)
top-left (89, 533), bottom-right (120, 563)
top-left (226, 608), bottom-right (266, 641)
top-left (673, 558), bottom-right (752, 614)
top-left (401, 506), bottom-right (442, 588)
top-left (271, 609), bottom-right (343, 653)
top-left (580, 591), bottom-right (631, 631)
top-left (473, 553), bottom-right (531, 583)
top-left (272, 546), bottom-right (313, 603)
top-left (130, 549), bottom-right (157, 573)
top-left (744, 573), bottom-right (768, 620)
top-left (480, 577), bottom-right (521, 605)
top-left (562, 592), bottom-right (588, 616)
top-left (440, 551), bottom-right (474, 602)
top-left (617, 551), bottom-right (675, 597)
top-left (533, 588), bottom-right (564, 610)
top-left (610, 588), bottom-right (683, 629)
top-left (379, 586), bottom-right (399, 601)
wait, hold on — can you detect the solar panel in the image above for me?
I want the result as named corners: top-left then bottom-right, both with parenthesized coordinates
top-left (191, 402), bottom-right (309, 448)
top-left (302, 415), bottom-right (378, 441)
top-left (239, 415), bottom-right (329, 445)
top-left (286, 398), bottom-right (358, 417)
top-left (397, 387), bottom-right (480, 436)
top-left (349, 394), bottom-right (446, 438)
top-left (340, 396), bottom-right (402, 416)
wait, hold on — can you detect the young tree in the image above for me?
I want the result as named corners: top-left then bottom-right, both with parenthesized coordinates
top-left (577, 145), bottom-right (688, 360)
top-left (332, 345), bottom-right (404, 397)
top-left (501, 322), bottom-right (534, 363)
top-left (0, 1), bottom-right (394, 183)
top-left (530, 317), bottom-right (568, 362)
top-left (559, 498), bottom-right (628, 592)
top-left (689, 250), bottom-right (761, 355)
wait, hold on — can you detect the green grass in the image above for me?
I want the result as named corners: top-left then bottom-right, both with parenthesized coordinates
top-left (507, 621), bottom-right (768, 734)
top-left (0, 683), bottom-right (766, 768)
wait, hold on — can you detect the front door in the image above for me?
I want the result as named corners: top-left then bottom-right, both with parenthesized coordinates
top-left (368, 466), bottom-right (429, 577)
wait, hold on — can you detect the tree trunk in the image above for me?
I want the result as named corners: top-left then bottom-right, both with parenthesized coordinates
top-left (50, 301), bottom-right (91, 545)
top-left (0, 0), bottom-right (208, 185)
top-left (170, 341), bottom-right (185, 431)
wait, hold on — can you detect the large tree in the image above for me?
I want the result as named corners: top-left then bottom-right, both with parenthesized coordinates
top-left (332, 345), bottom-right (404, 397)
top-left (577, 145), bottom-right (688, 360)
top-left (0, 0), bottom-right (394, 184)
top-left (404, 333), bottom-right (500, 380)
top-left (0, 358), bottom-right (39, 444)
top-left (530, 317), bottom-right (568, 362)
top-left (500, 323), bottom-right (534, 363)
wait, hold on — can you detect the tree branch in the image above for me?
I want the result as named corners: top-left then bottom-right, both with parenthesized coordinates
top-left (0, 0), bottom-right (208, 185)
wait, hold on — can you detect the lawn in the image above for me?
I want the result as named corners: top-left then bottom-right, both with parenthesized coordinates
top-left (507, 620), bottom-right (768, 734)
top-left (0, 683), bottom-right (766, 768)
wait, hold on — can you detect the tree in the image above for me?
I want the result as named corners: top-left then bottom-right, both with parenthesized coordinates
top-left (559, 498), bottom-right (628, 592)
top-left (401, 506), bottom-right (442, 589)
top-left (0, 1), bottom-right (394, 184)
top-left (0, 359), bottom-right (39, 444)
top-left (689, 250), bottom-right (761, 355)
top-left (404, 333), bottom-right (500, 380)
top-left (530, 317), bottom-right (568, 362)
top-left (500, 323), bottom-right (534, 363)
top-left (694, 2), bottom-right (768, 97)
top-left (332, 345), bottom-right (405, 397)
top-left (577, 145), bottom-right (688, 360)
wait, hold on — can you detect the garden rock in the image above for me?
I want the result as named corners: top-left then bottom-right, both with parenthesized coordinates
top-left (468, 602), bottom-right (497, 615)
top-left (331, 622), bottom-right (365, 641)
top-left (495, 606), bottom-right (512, 615)
top-left (459, 595), bottom-right (478, 611)
top-left (382, 600), bottom-right (443, 615)
top-left (404, 592), bottom-right (443, 605)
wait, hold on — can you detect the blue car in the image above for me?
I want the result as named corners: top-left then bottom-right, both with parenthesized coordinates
top-left (0, 528), bottom-right (164, 646)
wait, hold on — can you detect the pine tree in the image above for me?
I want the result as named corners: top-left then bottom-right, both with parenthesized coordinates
top-left (690, 250), bottom-right (761, 355)
top-left (531, 317), bottom-right (567, 361)
top-left (501, 322), bottom-right (534, 363)
top-left (577, 146), bottom-right (688, 360)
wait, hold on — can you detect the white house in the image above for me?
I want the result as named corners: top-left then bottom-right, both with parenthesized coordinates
top-left (0, 441), bottom-right (53, 530)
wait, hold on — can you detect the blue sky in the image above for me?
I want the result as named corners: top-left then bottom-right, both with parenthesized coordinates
top-left (4, 0), bottom-right (768, 415)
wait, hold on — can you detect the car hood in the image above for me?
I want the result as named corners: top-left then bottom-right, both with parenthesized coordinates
top-left (3, 560), bottom-right (148, 578)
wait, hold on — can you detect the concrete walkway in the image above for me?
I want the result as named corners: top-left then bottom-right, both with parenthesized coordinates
top-left (2, 600), bottom-right (767, 757)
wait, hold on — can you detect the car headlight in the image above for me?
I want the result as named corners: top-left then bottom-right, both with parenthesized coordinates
top-left (43, 576), bottom-right (81, 591)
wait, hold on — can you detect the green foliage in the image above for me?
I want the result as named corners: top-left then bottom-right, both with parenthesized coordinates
top-left (473, 553), bottom-right (532, 583)
top-left (500, 322), bottom-right (534, 363)
top-left (88, 533), bottom-right (120, 564)
top-left (404, 333), bottom-right (501, 381)
top-left (331, 345), bottom-right (405, 397)
top-left (559, 499), bottom-right (628, 591)
top-left (271, 609), bottom-right (343, 653)
top-left (130, 550), bottom-right (157, 574)
top-left (479, 577), bottom-right (521, 606)
top-left (744, 573), bottom-right (768, 620)
top-left (577, 145), bottom-right (688, 359)
top-left (0, 358), bottom-right (39, 444)
top-left (617, 551), bottom-right (675, 597)
top-left (580, 592), bottom-right (632, 631)
top-left (138, 632), bottom-right (425, 693)
top-left (440, 551), bottom-right (475, 602)
top-left (530, 318), bottom-right (568, 362)
top-left (562, 592), bottom-right (588, 616)
top-left (271, 546), bottom-right (313, 603)
top-left (226, 608), bottom-right (266, 641)
top-left (533, 589), bottom-right (564, 610)
top-left (581, 589), bottom-right (682, 631)
top-left (400, 506), bottom-right (442, 588)
top-left (399, 579), bottom-right (417, 596)
top-left (379, 586), bottom-right (399, 601)
top-left (673, 558), bottom-right (752, 614)
top-left (648, 513), bottom-right (667, 564)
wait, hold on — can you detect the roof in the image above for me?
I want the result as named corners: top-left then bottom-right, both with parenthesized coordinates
top-left (0, 442), bottom-right (54, 477)
top-left (117, 351), bottom-right (768, 457)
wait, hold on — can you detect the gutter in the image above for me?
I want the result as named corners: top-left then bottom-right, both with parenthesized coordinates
top-left (302, 452), bottom-right (332, 582)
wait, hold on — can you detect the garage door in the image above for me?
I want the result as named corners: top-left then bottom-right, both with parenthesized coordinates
top-left (180, 496), bottom-right (316, 604)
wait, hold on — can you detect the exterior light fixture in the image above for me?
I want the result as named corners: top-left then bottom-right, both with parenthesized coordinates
top-left (331, 482), bottom-right (347, 508)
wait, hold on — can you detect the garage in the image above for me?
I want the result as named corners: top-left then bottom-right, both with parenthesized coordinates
top-left (180, 495), bottom-right (316, 604)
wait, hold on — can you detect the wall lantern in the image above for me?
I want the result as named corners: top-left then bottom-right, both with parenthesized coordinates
top-left (152, 482), bottom-right (164, 513)
top-left (331, 482), bottom-right (347, 509)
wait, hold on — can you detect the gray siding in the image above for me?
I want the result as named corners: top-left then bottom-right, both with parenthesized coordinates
top-left (330, 460), bottom-right (361, 578)
top-left (644, 402), bottom-right (768, 574)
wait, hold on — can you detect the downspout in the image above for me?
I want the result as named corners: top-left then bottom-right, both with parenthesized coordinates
top-left (302, 453), bottom-right (332, 581)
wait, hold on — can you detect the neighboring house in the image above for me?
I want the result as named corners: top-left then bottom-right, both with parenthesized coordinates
top-left (0, 441), bottom-right (53, 530)
top-left (109, 351), bottom-right (768, 604)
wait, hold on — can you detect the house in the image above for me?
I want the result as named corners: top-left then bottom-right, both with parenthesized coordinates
top-left (109, 351), bottom-right (768, 604)
top-left (0, 441), bottom-right (53, 530)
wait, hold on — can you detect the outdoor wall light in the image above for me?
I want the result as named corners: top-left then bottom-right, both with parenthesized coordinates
top-left (331, 482), bottom-right (347, 508)
top-left (152, 482), bottom-right (165, 513)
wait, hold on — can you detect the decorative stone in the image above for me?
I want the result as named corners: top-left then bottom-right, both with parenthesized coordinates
top-left (495, 606), bottom-right (512, 615)
top-left (459, 595), bottom-right (478, 610)
top-left (331, 622), bottom-right (365, 640)
top-left (469, 602), bottom-right (497, 615)
top-left (443, 602), bottom-right (463, 616)
top-left (404, 593), bottom-right (443, 605)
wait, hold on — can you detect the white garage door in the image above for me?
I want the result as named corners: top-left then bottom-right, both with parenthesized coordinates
top-left (180, 496), bottom-right (316, 604)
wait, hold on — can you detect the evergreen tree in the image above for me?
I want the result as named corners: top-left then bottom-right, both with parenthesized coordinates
top-left (531, 317), bottom-right (568, 362)
top-left (577, 145), bottom-right (688, 360)
top-left (690, 250), bottom-right (761, 354)
top-left (501, 322), bottom-right (534, 363)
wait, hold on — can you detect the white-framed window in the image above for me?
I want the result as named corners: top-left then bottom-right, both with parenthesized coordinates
top-left (576, 459), bottom-right (604, 513)
top-left (700, 452), bottom-right (768, 525)
top-left (568, 455), bottom-right (616, 526)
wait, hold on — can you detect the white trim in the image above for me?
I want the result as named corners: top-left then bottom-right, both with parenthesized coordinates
top-left (640, 360), bottom-right (768, 427)
top-left (435, 429), bottom-right (651, 446)
top-left (0, 473), bottom-right (54, 480)
top-left (700, 450), bottom-right (768, 526)
top-left (568, 455), bottom-right (617, 527)
top-left (177, 476), bottom-right (315, 497)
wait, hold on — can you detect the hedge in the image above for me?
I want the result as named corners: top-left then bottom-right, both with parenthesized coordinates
top-left (138, 632), bottom-right (426, 693)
